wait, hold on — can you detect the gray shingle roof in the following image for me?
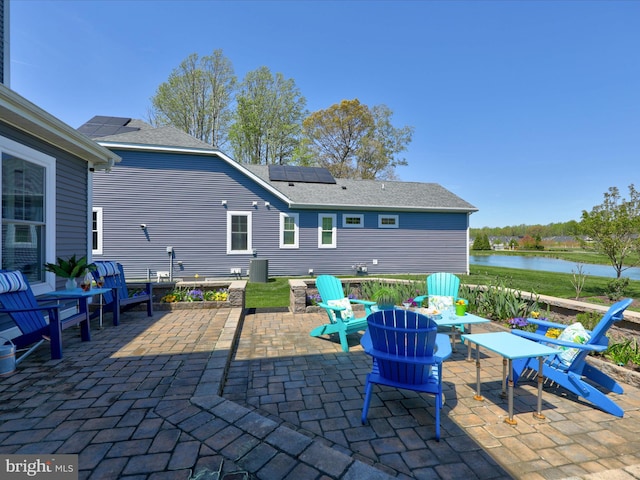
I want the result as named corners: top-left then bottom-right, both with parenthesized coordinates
top-left (81, 116), bottom-right (476, 213)
top-left (244, 165), bottom-right (477, 212)
top-left (97, 125), bottom-right (216, 150)
top-left (79, 117), bottom-right (216, 151)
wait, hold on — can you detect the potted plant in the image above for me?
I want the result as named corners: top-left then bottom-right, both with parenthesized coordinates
top-left (44, 254), bottom-right (93, 290)
top-left (373, 285), bottom-right (398, 310)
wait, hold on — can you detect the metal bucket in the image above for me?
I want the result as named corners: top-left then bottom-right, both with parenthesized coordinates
top-left (0, 337), bottom-right (16, 376)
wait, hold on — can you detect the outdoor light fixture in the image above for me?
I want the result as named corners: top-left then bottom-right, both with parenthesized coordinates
top-left (140, 224), bottom-right (147, 230)
top-left (265, 201), bottom-right (270, 207)
top-left (252, 201), bottom-right (258, 207)
top-left (221, 200), bottom-right (227, 206)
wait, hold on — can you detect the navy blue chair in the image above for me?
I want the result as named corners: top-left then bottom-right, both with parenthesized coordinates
top-left (361, 308), bottom-right (452, 440)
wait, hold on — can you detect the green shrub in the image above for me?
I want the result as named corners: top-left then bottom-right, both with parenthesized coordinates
top-left (576, 311), bottom-right (602, 331)
top-left (359, 280), bottom-right (425, 306)
top-left (605, 338), bottom-right (637, 366)
top-left (606, 278), bottom-right (630, 301)
top-left (460, 279), bottom-right (539, 321)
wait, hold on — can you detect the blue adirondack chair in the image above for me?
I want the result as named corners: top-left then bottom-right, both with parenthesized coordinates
top-left (91, 261), bottom-right (153, 326)
top-left (309, 275), bottom-right (376, 352)
top-left (361, 309), bottom-right (452, 440)
top-left (0, 270), bottom-right (91, 360)
top-left (511, 298), bottom-right (633, 417)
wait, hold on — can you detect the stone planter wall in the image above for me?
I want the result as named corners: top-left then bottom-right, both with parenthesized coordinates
top-left (150, 279), bottom-right (246, 310)
top-left (289, 279), bottom-right (308, 314)
top-left (289, 278), bottom-right (373, 314)
top-left (288, 278), bottom-right (640, 326)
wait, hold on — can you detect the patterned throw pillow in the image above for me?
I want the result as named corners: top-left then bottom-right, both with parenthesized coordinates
top-left (0, 271), bottom-right (28, 294)
top-left (327, 298), bottom-right (355, 323)
top-left (96, 261), bottom-right (120, 277)
top-left (556, 322), bottom-right (590, 366)
top-left (428, 295), bottom-right (454, 312)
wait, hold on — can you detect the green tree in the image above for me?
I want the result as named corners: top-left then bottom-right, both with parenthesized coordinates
top-left (472, 234), bottom-right (491, 251)
top-left (302, 99), bottom-right (413, 179)
top-left (149, 50), bottom-right (236, 148)
top-left (579, 184), bottom-right (640, 278)
top-left (229, 66), bottom-right (306, 165)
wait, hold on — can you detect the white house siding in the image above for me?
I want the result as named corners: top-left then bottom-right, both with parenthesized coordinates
top-left (93, 149), bottom-right (470, 278)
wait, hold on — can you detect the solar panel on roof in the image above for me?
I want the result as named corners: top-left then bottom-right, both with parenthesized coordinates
top-left (313, 168), bottom-right (336, 183)
top-left (268, 165), bottom-right (288, 182)
top-left (77, 116), bottom-right (137, 138)
top-left (268, 165), bottom-right (336, 184)
top-left (286, 168), bottom-right (304, 182)
top-left (97, 116), bottom-right (131, 126)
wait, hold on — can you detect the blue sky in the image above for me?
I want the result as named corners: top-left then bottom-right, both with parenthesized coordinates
top-left (9, 0), bottom-right (640, 228)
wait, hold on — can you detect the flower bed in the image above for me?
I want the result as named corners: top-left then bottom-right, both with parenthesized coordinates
top-left (160, 287), bottom-right (229, 303)
top-left (152, 280), bottom-right (246, 310)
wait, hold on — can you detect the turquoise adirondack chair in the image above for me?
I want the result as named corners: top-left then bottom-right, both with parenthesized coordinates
top-left (413, 272), bottom-right (461, 308)
top-left (309, 275), bottom-right (376, 352)
top-left (511, 298), bottom-right (632, 417)
top-left (361, 309), bottom-right (452, 440)
top-left (413, 272), bottom-right (464, 342)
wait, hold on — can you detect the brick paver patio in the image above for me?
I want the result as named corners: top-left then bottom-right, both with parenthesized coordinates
top-left (1, 307), bottom-right (640, 479)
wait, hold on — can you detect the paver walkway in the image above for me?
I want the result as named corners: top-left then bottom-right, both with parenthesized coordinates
top-left (1, 307), bottom-right (640, 479)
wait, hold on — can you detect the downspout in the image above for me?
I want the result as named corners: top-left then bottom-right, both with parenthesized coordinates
top-left (466, 213), bottom-right (471, 275)
top-left (87, 163), bottom-right (94, 263)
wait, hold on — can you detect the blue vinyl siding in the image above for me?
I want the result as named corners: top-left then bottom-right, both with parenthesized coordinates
top-left (93, 149), bottom-right (470, 278)
top-left (0, 120), bottom-right (89, 331)
top-left (0, 121), bottom-right (89, 272)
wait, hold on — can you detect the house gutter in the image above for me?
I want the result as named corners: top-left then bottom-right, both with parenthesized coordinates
top-left (0, 84), bottom-right (120, 170)
top-left (289, 203), bottom-right (479, 214)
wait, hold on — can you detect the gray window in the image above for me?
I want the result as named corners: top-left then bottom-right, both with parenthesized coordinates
top-left (2, 154), bottom-right (45, 283)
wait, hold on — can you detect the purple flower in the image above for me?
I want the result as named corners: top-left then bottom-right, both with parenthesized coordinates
top-left (307, 294), bottom-right (322, 305)
top-left (508, 317), bottom-right (529, 328)
top-left (187, 289), bottom-right (204, 301)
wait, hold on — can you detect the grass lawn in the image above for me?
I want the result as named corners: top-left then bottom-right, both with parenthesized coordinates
top-left (245, 266), bottom-right (640, 309)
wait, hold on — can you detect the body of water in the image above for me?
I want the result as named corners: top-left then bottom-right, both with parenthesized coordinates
top-left (470, 255), bottom-right (640, 281)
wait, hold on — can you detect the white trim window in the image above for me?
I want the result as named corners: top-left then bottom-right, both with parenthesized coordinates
top-left (227, 211), bottom-right (252, 254)
top-left (318, 213), bottom-right (337, 248)
top-left (92, 207), bottom-right (103, 255)
top-left (1, 135), bottom-right (56, 294)
top-left (280, 212), bottom-right (299, 249)
top-left (342, 214), bottom-right (364, 228)
top-left (378, 214), bottom-right (399, 228)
